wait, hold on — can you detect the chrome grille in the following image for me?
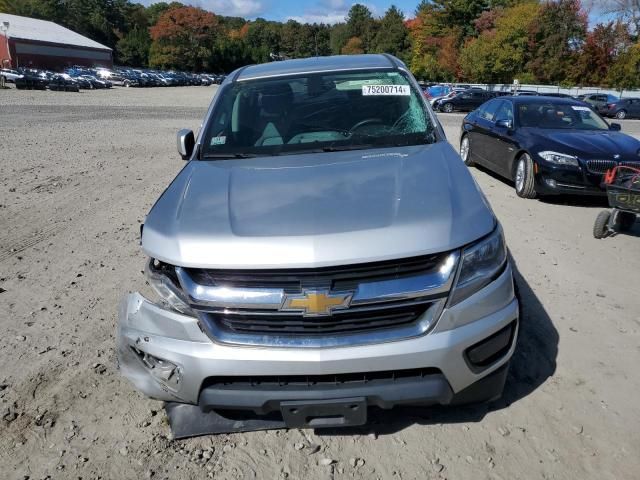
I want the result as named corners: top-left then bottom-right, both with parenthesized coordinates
top-left (175, 252), bottom-right (458, 347)
top-left (208, 302), bottom-right (429, 336)
top-left (586, 160), bottom-right (640, 175)
top-left (586, 160), bottom-right (615, 175)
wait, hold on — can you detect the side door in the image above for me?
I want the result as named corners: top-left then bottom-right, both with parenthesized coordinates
top-left (628, 99), bottom-right (640, 118)
top-left (470, 99), bottom-right (502, 164)
top-left (454, 92), bottom-right (473, 110)
top-left (488, 100), bottom-right (518, 179)
top-left (594, 94), bottom-right (608, 112)
top-left (469, 91), bottom-right (488, 111)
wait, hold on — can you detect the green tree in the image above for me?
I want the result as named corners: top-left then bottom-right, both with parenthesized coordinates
top-left (526, 0), bottom-right (587, 83)
top-left (458, 2), bottom-right (541, 83)
top-left (345, 4), bottom-right (377, 52)
top-left (372, 5), bottom-right (411, 62)
top-left (116, 26), bottom-right (150, 66)
top-left (608, 42), bottom-right (640, 92)
top-left (330, 23), bottom-right (350, 54)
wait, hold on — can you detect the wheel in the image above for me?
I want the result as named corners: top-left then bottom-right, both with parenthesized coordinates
top-left (593, 210), bottom-right (612, 238)
top-left (615, 110), bottom-right (626, 120)
top-left (124, 80), bottom-right (130, 88)
top-left (442, 103), bottom-right (454, 113)
top-left (514, 153), bottom-right (537, 199)
top-left (460, 135), bottom-right (474, 166)
top-left (617, 211), bottom-right (636, 231)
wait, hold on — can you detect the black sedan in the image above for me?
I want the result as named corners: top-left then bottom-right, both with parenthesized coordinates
top-left (439, 89), bottom-right (495, 113)
top-left (15, 71), bottom-right (48, 90)
top-left (459, 96), bottom-right (640, 198)
top-left (47, 75), bottom-right (80, 92)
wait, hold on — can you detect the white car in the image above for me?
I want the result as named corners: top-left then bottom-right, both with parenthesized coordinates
top-left (0, 68), bottom-right (23, 83)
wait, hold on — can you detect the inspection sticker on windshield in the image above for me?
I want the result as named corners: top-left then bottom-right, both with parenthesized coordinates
top-left (210, 136), bottom-right (226, 146)
top-left (362, 85), bottom-right (410, 96)
top-left (571, 106), bottom-right (591, 111)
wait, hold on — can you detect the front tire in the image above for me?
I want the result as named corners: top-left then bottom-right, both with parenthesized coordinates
top-left (460, 135), bottom-right (474, 166)
top-left (615, 110), bottom-right (626, 119)
top-left (514, 153), bottom-right (537, 199)
top-left (443, 103), bottom-right (454, 113)
top-left (593, 210), bottom-right (611, 238)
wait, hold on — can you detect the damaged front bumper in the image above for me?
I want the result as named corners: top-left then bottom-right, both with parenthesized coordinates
top-left (117, 265), bottom-right (518, 409)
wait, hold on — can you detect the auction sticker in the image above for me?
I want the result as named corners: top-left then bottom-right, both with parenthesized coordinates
top-left (362, 84), bottom-right (410, 96)
top-left (210, 136), bottom-right (226, 145)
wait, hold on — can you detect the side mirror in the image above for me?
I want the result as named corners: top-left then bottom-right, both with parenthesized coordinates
top-left (177, 129), bottom-right (195, 160)
top-left (495, 119), bottom-right (513, 130)
top-left (609, 123), bottom-right (621, 131)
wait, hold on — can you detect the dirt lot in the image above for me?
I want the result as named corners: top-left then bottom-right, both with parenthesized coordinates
top-left (1, 86), bottom-right (639, 480)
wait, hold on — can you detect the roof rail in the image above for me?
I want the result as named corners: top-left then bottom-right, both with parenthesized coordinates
top-left (381, 53), bottom-right (401, 70)
top-left (231, 65), bottom-right (251, 83)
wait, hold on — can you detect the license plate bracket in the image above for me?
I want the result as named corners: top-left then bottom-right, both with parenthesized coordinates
top-left (280, 397), bottom-right (367, 428)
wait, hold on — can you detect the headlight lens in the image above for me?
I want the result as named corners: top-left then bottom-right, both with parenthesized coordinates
top-left (449, 227), bottom-right (507, 306)
top-left (145, 259), bottom-right (196, 316)
top-left (538, 151), bottom-right (579, 167)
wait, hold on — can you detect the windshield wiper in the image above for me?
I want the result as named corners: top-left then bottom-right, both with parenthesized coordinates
top-left (322, 144), bottom-right (376, 152)
top-left (202, 153), bottom-right (260, 159)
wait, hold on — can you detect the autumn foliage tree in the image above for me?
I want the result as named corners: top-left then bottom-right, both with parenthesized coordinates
top-left (149, 6), bottom-right (218, 70)
top-left (342, 37), bottom-right (365, 54)
top-left (570, 21), bottom-right (630, 86)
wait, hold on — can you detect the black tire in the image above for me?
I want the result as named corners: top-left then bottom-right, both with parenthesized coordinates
top-left (615, 110), bottom-right (627, 120)
top-left (593, 210), bottom-right (611, 239)
top-left (442, 103), bottom-right (454, 113)
top-left (618, 211), bottom-right (636, 231)
top-left (514, 153), bottom-right (537, 199)
top-left (460, 134), bottom-right (474, 166)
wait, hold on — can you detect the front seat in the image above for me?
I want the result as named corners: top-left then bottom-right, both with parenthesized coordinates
top-left (254, 83), bottom-right (294, 146)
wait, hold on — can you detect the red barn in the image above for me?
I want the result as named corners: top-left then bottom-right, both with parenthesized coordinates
top-left (0, 13), bottom-right (112, 71)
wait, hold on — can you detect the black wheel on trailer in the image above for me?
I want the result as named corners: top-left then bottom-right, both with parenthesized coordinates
top-left (593, 210), bottom-right (612, 239)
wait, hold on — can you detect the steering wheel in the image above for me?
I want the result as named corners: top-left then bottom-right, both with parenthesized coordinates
top-left (349, 118), bottom-right (383, 133)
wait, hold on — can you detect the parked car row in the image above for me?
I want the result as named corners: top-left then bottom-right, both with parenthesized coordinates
top-left (428, 87), bottom-right (640, 119)
top-left (84, 67), bottom-right (225, 88)
top-left (11, 69), bottom-right (81, 91)
top-left (3, 66), bottom-right (226, 92)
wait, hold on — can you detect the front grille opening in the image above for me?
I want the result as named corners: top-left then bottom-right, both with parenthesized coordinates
top-left (205, 303), bottom-right (430, 336)
top-left (185, 252), bottom-right (448, 290)
top-left (201, 367), bottom-right (442, 390)
top-left (586, 160), bottom-right (640, 175)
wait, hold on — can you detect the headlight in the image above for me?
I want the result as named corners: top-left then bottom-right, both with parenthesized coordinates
top-left (449, 227), bottom-right (507, 306)
top-left (145, 259), bottom-right (196, 316)
top-left (538, 151), bottom-right (579, 167)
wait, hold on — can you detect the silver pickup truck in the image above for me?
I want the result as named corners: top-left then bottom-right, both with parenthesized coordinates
top-left (117, 54), bottom-right (519, 429)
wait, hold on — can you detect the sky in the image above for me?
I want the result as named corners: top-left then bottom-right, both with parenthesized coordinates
top-left (139, 0), bottom-right (616, 25)
top-left (139, 0), bottom-right (417, 23)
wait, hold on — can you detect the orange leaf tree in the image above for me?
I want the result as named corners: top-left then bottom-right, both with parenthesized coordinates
top-left (149, 6), bottom-right (218, 71)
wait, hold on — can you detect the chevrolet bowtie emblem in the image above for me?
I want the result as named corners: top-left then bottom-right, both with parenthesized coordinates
top-left (281, 289), bottom-right (353, 316)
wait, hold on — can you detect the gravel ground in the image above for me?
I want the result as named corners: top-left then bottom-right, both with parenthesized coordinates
top-left (1, 86), bottom-right (639, 480)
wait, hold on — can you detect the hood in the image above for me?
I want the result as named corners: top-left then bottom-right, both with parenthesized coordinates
top-left (528, 129), bottom-right (640, 160)
top-left (142, 143), bottom-right (495, 268)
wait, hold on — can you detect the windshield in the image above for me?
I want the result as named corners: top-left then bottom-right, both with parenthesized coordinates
top-left (201, 70), bottom-right (435, 158)
top-left (517, 102), bottom-right (610, 130)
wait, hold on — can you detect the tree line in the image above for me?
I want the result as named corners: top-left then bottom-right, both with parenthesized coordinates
top-left (1, 0), bottom-right (639, 90)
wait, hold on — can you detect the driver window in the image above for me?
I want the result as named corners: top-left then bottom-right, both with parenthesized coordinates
top-left (478, 100), bottom-right (500, 122)
top-left (495, 101), bottom-right (514, 122)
